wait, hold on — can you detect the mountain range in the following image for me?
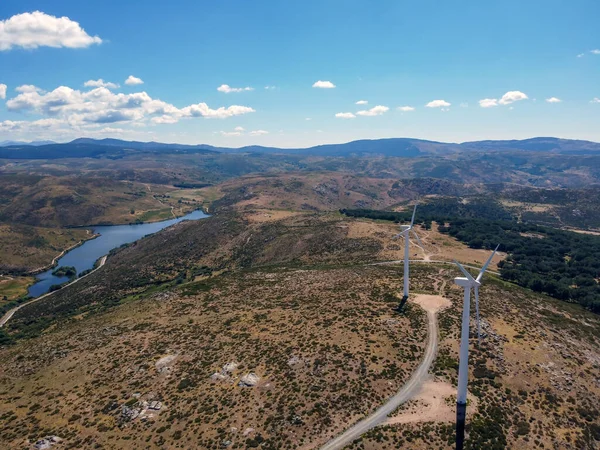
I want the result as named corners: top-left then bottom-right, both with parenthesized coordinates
top-left (0, 136), bottom-right (599, 159)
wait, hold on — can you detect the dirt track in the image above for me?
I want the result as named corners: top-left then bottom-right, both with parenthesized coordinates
top-left (320, 294), bottom-right (450, 450)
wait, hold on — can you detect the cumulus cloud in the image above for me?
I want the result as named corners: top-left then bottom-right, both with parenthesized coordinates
top-left (397, 106), bottom-right (415, 112)
top-left (3, 82), bottom-right (255, 136)
top-left (577, 53), bottom-right (585, 58)
top-left (125, 75), bottom-right (144, 86)
top-left (479, 91), bottom-right (528, 108)
top-left (218, 127), bottom-right (267, 137)
top-left (546, 97), bottom-right (561, 103)
top-left (312, 80), bottom-right (336, 89)
top-left (356, 105), bottom-right (389, 116)
top-left (479, 98), bottom-right (498, 108)
top-left (498, 90), bottom-right (528, 105)
top-left (0, 84), bottom-right (6, 99)
top-left (84, 79), bottom-right (119, 89)
top-left (0, 11), bottom-right (102, 51)
top-left (591, 98), bottom-right (600, 104)
top-left (180, 103), bottom-right (255, 119)
top-left (264, 85), bottom-right (276, 90)
top-left (217, 84), bottom-right (253, 93)
top-left (425, 100), bottom-right (451, 108)
top-left (335, 112), bottom-right (356, 119)
top-left (591, 49), bottom-right (600, 55)
top-left (15, 84), bottom-right (43, 93)
top-left (356, 100), bottom-right (368, 105)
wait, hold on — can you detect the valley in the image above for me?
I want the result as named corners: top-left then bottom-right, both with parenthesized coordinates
top-left (0, 137), bottom-right (599, 449)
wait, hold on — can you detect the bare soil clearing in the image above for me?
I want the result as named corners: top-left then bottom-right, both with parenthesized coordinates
top-left (411, 294), bottom-right (451, 314)
top-left (384, 379), bottom-right (471, 425)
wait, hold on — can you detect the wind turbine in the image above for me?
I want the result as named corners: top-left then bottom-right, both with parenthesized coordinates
top-left (394, 203), bottom-right (422, 303)
top-left (453, 245), bottom-right (499, 450)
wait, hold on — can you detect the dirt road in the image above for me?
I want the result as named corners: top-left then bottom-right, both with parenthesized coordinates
top-left (320, 294), bottom-right (450, 450)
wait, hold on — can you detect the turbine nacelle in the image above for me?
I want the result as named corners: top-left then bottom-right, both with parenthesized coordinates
top-left (453, 277), bottom-right (476, 288)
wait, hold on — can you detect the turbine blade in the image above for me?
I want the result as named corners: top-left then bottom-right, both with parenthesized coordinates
top-left (475, 286), bottom-right (481, 346)
top-left (410, 203), bottom-right (418, 227)
top-left (412, 230), bottom-right (424, 248)
top-left (454, 260), bottom-right (476, 283)
top-left (476, 244), bottom-right (500, 282)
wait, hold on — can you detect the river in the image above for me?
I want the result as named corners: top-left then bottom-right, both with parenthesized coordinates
top-left (28, 209), bottom-right (209, 298)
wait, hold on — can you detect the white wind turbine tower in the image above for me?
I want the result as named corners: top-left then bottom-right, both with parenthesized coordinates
top-left (453, 245), bottom-right (499, 450)
top-left (394, 204), bottom-right (422, 301)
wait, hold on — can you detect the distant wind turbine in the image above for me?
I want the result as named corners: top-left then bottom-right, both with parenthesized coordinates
top-left (394, 204), bottom-right (422, 303)
top-left (453, 245), bottom-right (499, 450)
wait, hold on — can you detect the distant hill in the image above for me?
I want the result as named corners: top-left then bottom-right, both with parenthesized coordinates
top-left (0, 140), bottom-right (219, 159)
top-left (460, 137), bottom-right (600, 154)
top-left (69, 138), bottom-right (218, 153)
top-left (0, 136), bottom-right (599, 159)
top-left (0, 140), bottom-right (55, 147)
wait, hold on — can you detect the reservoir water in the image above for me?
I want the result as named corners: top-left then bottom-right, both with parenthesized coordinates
top-left (28, 209), bottom-right (209, 298)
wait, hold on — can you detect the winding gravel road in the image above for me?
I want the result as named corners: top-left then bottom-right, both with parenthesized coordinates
top-left (320, 305), bottom-right (440, 450)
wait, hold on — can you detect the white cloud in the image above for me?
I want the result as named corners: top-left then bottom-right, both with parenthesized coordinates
top-left (217, 84), bottom-right (253, 93)
top-left (0, 11), bottom-right (102, 51)
top-left (479, 98), bottom-right (498, 108)
top-left (335, 112), bottom-right (356, 119)
top-left (312, 80), bottom-right (336, 89)
top-left (0, 84), bottom-right (6, 99)
top-left (425, 99), bottom-right (451, 108)
top-left (356, 105), bottom-right (389, 116)
top-left (218, 126), bottom-right (266, 137)
top-left (397, 106), bottom-right (415, 112)
top-left (591, 98), bottom-right (600, 104)
top-left (356, 100), bottom-right (368, 105)
top-left (499, 90), bottom-right (528, 105)
top-left (84, 79), bottom-right (119, 89)
top-left (591, 49), bottom-right (600, 55)
top-left (180, 103), bottom-right (255, 119)
top-left (305, 118), bottom-right (312, 121)
top-left (15, 84), bottom-right (43, 93)
top-left (460, 102), bottom-right (469, 108)
top-left (577, 53), bottom-right (585, 58)
top-left (479, 91), bottom-right (528, 108)
top-left (3, 82), bottom-right (255, 133)
top-left (125, 75), bottom-right (144, 86)
top-left (546, 97), bottom-right (561, 103)
top-left (264, 85), bottom-right (276, 90)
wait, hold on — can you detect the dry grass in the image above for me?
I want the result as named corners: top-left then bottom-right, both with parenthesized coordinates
top-left (0, 276), bottom-right (35, 304)
top-left (0, 224), bottom-right (91, 274)
top-left (0, 265), bottom-right (428, 449)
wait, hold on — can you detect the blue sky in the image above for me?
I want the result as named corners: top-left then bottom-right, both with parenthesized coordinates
top-left (0, 0), bottom-right (599, 146)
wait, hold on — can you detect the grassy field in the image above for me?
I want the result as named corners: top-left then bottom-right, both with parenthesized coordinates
top-left (1, 170), bottom-right (599, 448)
top-left (352, 266), bottom-right (600, 449)
top-left (0, 175), bottom-right (205, 276)
top-left (0, 223), bottom-right (91, 274)
top-left (1, 263), bottom-right (598, 449)
top-left (0, 276), bottom-right (34, 305)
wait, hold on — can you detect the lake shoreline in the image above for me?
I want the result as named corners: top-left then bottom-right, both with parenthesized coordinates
top-left (26, 209), bottom-right (209, 298)
top-left (26, 231), bottom-right (99, 276)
